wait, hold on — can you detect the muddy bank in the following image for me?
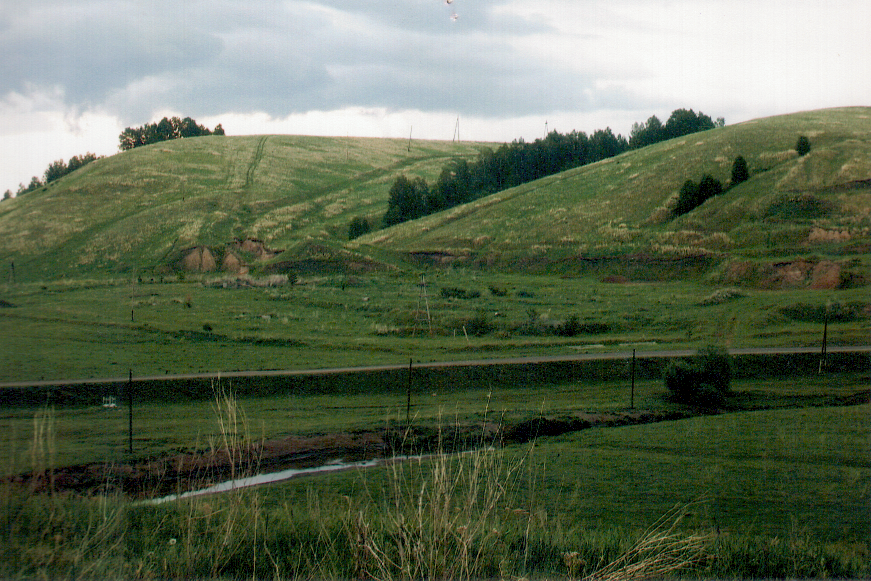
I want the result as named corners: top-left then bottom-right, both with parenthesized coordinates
top-left (8, 410), bottom-right (686, 500)
top-left (8, 393), bottom-right (867, 500)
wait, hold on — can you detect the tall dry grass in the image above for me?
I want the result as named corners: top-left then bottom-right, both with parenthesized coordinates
top-left (347, 430), bottom-right (526, 579)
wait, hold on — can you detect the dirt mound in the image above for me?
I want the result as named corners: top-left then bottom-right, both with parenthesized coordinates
top-left (719, 258), bottom-right (859, 290)
top-left (230, 237), bottom-right (282, 261)
top-left (178, 246), bottom-right (217, 272)
top-left (221, 252), bottom-right (248, 275)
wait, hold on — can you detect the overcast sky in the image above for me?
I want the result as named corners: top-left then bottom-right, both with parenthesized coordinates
top-left (1, 0), bottom-right (868, 194)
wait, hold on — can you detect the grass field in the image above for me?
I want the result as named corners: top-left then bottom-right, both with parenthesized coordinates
top-left (3, 371), bottom-right (866, 477)
top-left (0, 108), bottom-right (868, 383)
top-left (1, 271), bottom-right (867, 382)
top-left (2, 382), bottom-right (868, 579)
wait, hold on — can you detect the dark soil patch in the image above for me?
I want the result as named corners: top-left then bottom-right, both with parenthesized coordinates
top-left (6, 411), bottom-right (680, 500)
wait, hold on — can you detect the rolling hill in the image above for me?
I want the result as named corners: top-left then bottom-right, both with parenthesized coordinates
top-left (0, 108), bottom-right (868, 381)
top-left (0, 107), bottom-right (868, 287)
top-left (0, 135), bottom-right (489, 281)
top-left (355, 107), bottom-right (871, 287)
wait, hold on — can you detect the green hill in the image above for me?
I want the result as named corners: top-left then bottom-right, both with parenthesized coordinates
top-left (356, 107), bottom-right (871, 287)
top-left (0, 108), bottom-right (869, 381)
top-left (0, 135), bottom-right (489, 281)
top-left (2, 108), bottom-right (868, 286)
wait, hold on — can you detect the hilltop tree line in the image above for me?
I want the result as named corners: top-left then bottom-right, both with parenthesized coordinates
top-left (628, 109), bottom-right (723, 149)
top-left (375, 108), bottom-right (721, 231)
top-left (2, 152), bottom-right (103, 201)
top-left (118, 116), bottom-right (224, 151)
top-left (3, 115), bottom-right (223, 202)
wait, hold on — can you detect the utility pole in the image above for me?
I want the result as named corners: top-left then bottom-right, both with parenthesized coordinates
top-left (406, 358), bottom-right (413, 426)
top-left (413, 274), bottom-right (432, 336)
top-left (630, 349), bottom-right (636, 409)
top-left (819, 303), bottom-right (829, 374)
top-left (127, 370), bottom-right (133, 454)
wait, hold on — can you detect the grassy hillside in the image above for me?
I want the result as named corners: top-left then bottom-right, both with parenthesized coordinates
top-left (357, 107), bottom-right (871, 284)
top-left (0, 109), bottom-right (868, 382)
top-left (0, 135), bottom-right (489, 281)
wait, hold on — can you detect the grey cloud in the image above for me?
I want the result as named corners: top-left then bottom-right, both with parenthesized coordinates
top-left (3, 0), bottom-right (616, 124)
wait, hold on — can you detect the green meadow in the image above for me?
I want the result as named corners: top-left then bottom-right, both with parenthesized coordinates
top-left (2, 378), bottom-right (868, 579)
top-left (0, 107), bottom-right (869, 578)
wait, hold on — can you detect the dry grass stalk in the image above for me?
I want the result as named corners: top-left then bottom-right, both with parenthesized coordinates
top-left (583, 503), bottom-right (713, 581)
top-left (351, 401), bottom-right (523, 581)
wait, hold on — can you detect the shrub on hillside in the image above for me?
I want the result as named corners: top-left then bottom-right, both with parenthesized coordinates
top-left (555, 314), bottom-right (581, 337)
top-left (664, 345), bottom-right (732, 407)
top-left (731, 156), bottom-right (749, 185)
top-left (464, 310), bottom-right (492, 336)
top-left (348, 216), bottom-right (371, 240)
top-left (672, 175), bottom-right (723, 217)
top-left (441, 287), bottom-right (481, 300)
top-left (795, 135), bottom-right (811, 156)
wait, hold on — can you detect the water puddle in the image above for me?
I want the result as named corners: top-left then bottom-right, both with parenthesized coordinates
top-left (142, 446), bottom-right (495, 506)
top-left (142, 458), bottom-right (382, 505)
top-left (142, 454), bottom-right (437, 506)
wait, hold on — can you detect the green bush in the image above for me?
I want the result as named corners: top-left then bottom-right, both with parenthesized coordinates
top-left (795, 135), bottom-right (811, 156)
top-left (731, 155), bottom-right (749, 185)
top-left (664, 345), bottom-right (731, 406)
top-left (441, 287), bottom-right (481, 300)
top-left (348, 216), bottom-right (371, 240)
top-left (464, 310), bottom-right (492, 336)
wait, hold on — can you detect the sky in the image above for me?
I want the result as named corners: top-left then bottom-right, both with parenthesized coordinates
top-left (1, 0), bottom-right (868, 195)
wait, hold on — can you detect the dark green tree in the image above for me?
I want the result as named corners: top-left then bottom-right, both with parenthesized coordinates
top-left (44, 159), bottom-right (68, 183)
top-left (673, 179), bottom-right (700, 216)
top-left (731, 155), bottom-right (749, 185)
top-left (348, 216), bottom-right (371, 240)
top-left (663, 109), bottom-right (716, 140)
top-left (698, 174), bottom-right (723, 199)
top-left (795, 135), bottom-right (811, 156)
top-left (629, 115), bottom-right (664, 149)
top-left (119, 117), bottom-right (222, 150)
top-left (382, 175), bottom-right (428, 227)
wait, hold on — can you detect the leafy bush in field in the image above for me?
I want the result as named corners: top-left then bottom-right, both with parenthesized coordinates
top-left (664, 345), bottom-right (731, 406)
top-left (730, 155), bottom-right (749, 185)
top-left (673, 174), bottom-right (723, 216)
top-left (555, 314), bottom-right (581, 336)
top-left (440, 287), bottom-right (481, 299)
top-left (464, 310), bottom-right (492, 336)
top-left (795, 135), bottom-right (811, 156)
top-left (348, 216), bottom-right (371, 240)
